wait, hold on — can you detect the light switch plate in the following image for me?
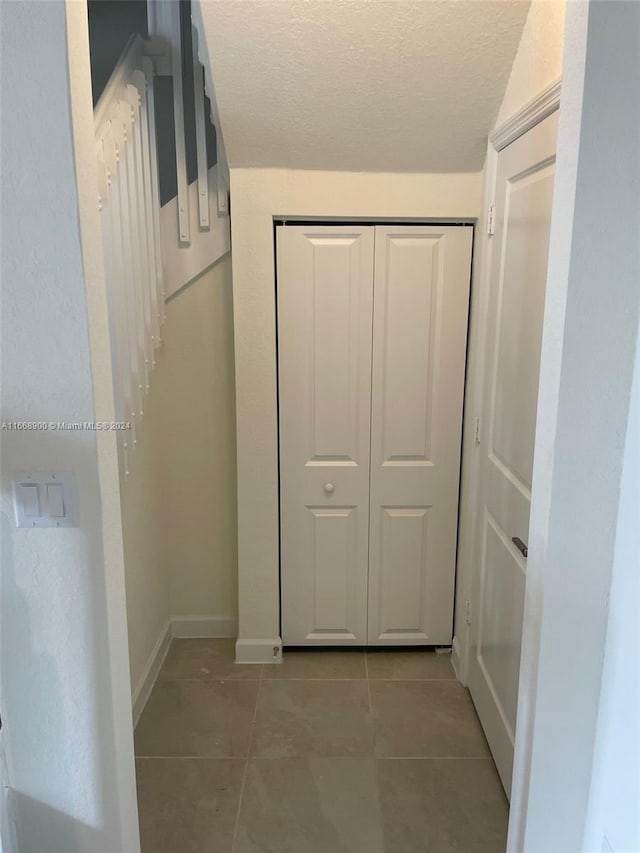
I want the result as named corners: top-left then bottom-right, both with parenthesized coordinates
top-left (13, 472), bottom-right (78, 528)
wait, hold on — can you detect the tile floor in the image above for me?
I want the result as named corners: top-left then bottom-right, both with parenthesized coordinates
top-left (135, 639), bottom-right (508, 853)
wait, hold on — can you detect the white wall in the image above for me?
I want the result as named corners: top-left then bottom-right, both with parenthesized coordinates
top-left (496, 0), bottom-right (566, 126)
top-left (0, 2), bottom-right (139, 850)
top-left (230, 167), bottom-right (482, 660)
top-left (509, 1), bottom-right (640, 849)
top-left (122, 253), bottom-right (238, 693)
top-left (582, 323), bottom-right (640, 853)
top-left (453, 0), bottom-right (566, 683)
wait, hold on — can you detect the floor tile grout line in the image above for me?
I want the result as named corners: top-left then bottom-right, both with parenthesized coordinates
top-left (364, 653), bottom-right (376, 756)
top-left (135, 755), bottom-right (251, 760)
top-left (157, 676), bottom-right (263, 682)
top-left (260, 676), bottom-right (457, 682)
top-left (367, 676), bottom-right (458, 681)
top-left (231, 662), bottom-right (263, 853)
top-left (375, 755), bottom-right (492, 760)
top-left (262, 676), bottom-right (368, 681)
top-left (156, 675), bottom-right (456, 683)
top-left (135, 754), bottom-right (492, 761)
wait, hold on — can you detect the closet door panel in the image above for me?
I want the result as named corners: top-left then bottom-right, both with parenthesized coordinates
top-left (368, 226), bottom-right (472, 644)
top-left (278, 226), bottom-right (374, 644)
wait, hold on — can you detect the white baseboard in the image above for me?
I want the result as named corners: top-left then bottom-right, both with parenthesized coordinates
top-left (132, 619), bottom-right (172, 726)
top-left (235, 637), bottom-right (282, 664)
top-left (171, 615), bottom-right (238, 638)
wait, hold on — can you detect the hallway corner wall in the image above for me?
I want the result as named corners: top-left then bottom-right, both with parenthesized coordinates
top-left (122, 252), bottom-right (238, 695)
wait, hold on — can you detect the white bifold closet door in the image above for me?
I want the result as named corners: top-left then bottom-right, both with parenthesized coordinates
top-left (278, 224), bottom-right (472, 646)
top-left (368, 226), bottom-right (473, 644)
top-left (277, 226), bottom-right (375, 645)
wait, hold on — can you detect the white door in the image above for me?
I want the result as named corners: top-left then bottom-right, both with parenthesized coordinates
top-left (468, 110), bottom-right (559, 795)
top-left (278, 224), bottom-right (472, 646)
top-left (278, 225), bottom-right (375, 645)
top-left (367, 226), bottom-right (473, 645)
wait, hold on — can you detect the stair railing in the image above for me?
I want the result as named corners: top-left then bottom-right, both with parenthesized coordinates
top-left (94, 10), bottom-right (230, 480)
top-left (95, 35), bottom-right (164, 479)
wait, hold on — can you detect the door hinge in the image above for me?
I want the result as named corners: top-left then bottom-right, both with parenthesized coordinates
top-left (487, 204), bottom-right (496, 236)
top-left (465, 600), bottom-right (472, 626)
top-left (473, 416), bottom-right (481, 445)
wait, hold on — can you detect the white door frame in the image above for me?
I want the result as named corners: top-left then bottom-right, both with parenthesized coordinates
top-left (231, 172), bottom-right (482, 665)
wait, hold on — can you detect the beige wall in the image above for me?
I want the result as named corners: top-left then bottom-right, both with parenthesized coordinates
top-left (156, 253), bottom-right (238, 620)
top-left (230, 168), bottom-right (483, 661)
top-left (121, 252), bottom-right (238, 692)
top-left (496, 0), bottom-right (566, 126)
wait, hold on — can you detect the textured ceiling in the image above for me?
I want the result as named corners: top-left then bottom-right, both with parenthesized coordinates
top-left (196, 0), bottom-right (531, 173)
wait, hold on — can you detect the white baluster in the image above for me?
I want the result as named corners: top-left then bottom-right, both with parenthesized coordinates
top-left (103, 119), bottom-right (136, 458)
top-left (192, 26), bottom-right (210, 230)
top-left (125, 82), bottom-right (153, 386)
top-left (132, 69), bottom-right (160, 355)
top-left (117, 97), bottom-right (145, 421)
top-left (142, 56), bottom-right (166, 331)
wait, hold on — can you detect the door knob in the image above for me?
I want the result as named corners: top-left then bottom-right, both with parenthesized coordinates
top-left (512, 537), bottom-right (528, 558)
top-left (323, 483), bottom-right (335, 495)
